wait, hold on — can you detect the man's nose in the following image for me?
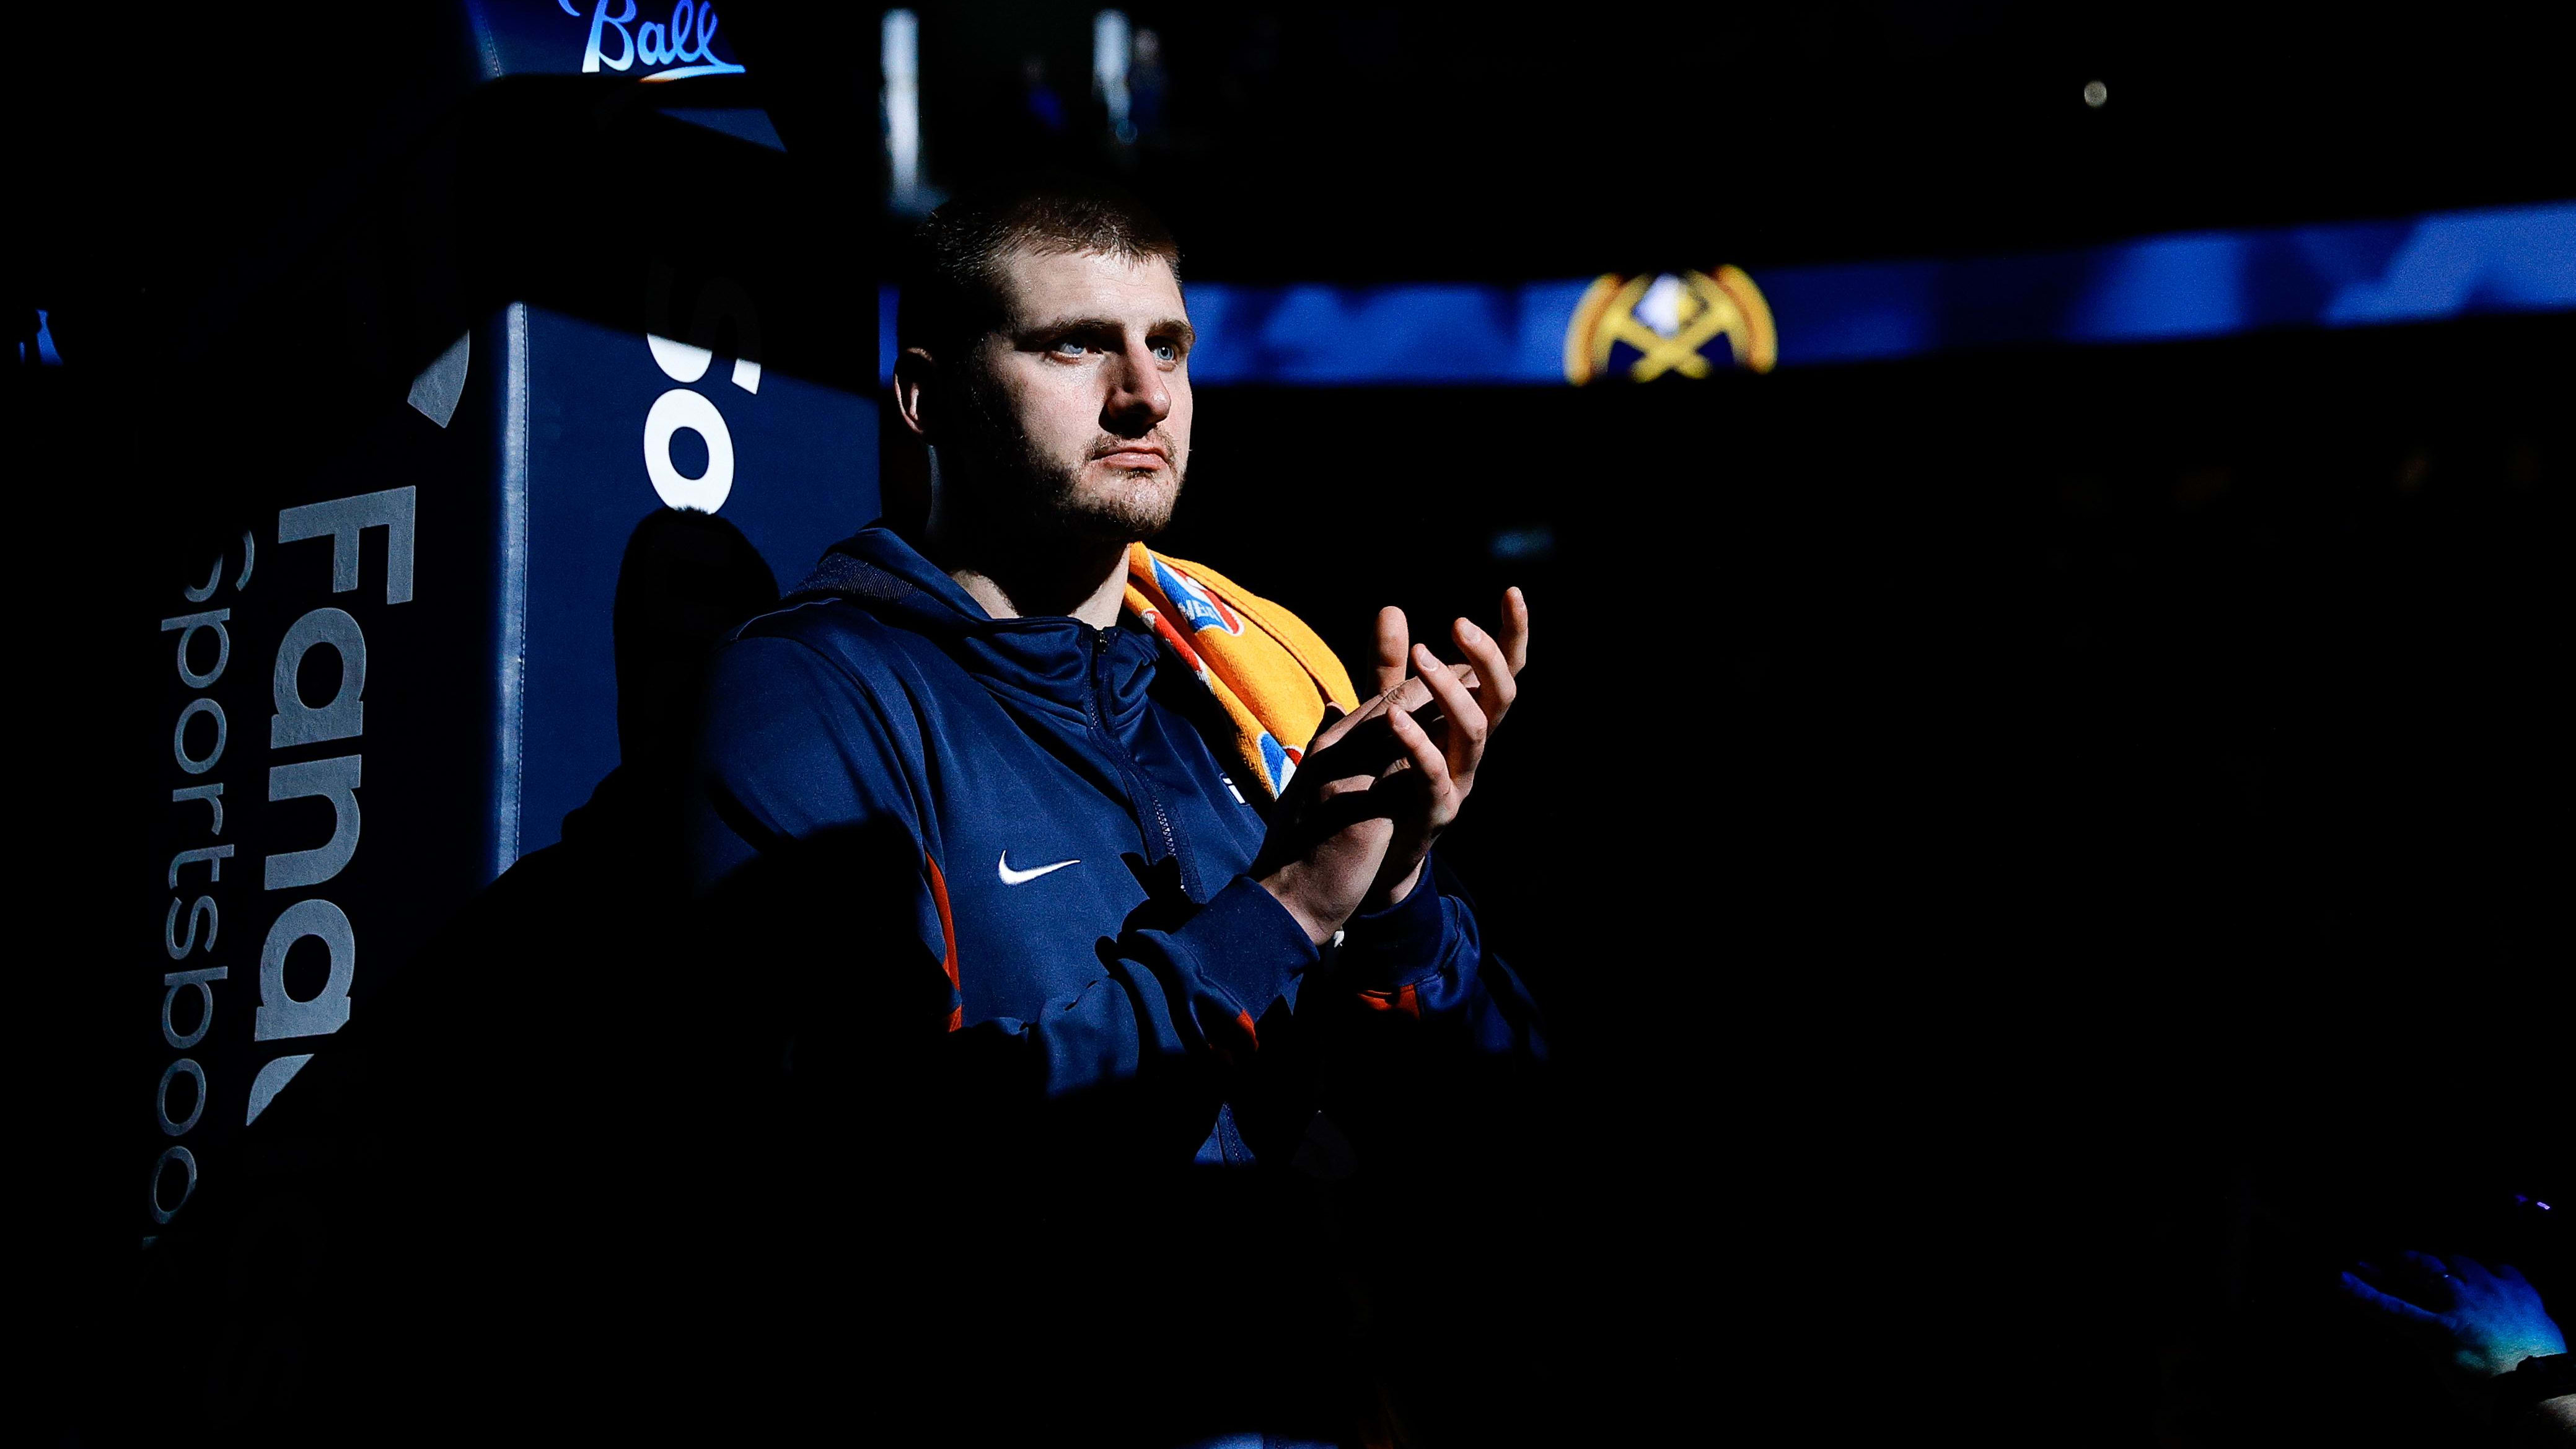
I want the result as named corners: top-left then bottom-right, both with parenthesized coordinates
top-left (1102, 341), bottom-right (1171, 433)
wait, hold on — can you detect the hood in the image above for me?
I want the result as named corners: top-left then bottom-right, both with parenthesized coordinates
top-left (789, 525), bottom-right (1161, 735)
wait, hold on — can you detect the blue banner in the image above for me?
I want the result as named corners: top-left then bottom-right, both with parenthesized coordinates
top-left (878, 201), bottom-right (2576, 385)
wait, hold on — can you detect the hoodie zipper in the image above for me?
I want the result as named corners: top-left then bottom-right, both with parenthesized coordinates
top-left (1094, 628), bottom-right (1248, 1169)
top-left (1086, 626), bottom-right (1189, 894)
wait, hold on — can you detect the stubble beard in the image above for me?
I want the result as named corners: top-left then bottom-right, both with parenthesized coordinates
top-left (954, 373), bottom-right (1185, 548)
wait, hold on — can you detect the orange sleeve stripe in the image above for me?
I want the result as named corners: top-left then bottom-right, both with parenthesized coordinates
top-left (924, 852), bottom-right (962, 1031)
top-left (1355, 983), bottom-right (1422, 1018)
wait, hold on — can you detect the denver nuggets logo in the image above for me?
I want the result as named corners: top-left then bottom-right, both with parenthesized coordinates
top-left (1150, 557), bottom-right (1244, 636)
top-left (1563, 266), bottom-right (1777, 384)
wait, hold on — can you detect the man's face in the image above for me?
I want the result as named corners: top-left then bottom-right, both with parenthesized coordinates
top-left (951, 247), bottom-right (1195, 544)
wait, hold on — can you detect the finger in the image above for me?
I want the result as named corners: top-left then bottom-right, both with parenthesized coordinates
top-left (1342, 685), bottom-right (1397, 728)
top-left (2339, 1272), bottom-right (2449, 1336)
top-left (1306, 778), bottom-right (1401, 835)
top-left (2398, 1249), bottom-right (2453, 1280)
top-left (1299, 711), bottom-right (1413, 782)
top-left (1496, 586), bottom-right (1530, 675)
top-left (2396, 1250), bottom-right (2459, 1305)
top-left (1355, 666), bottom-right (1473, 729)
top-left (1309, 701), bottom-right (1360, 752)
top-left (1324, 684), bottom-right (1436, 751)
top-left (1386, 697), bottom-right (1455, 801)
top-left (1411, 643), bottom-right (1487, 785)
top-left (1313, 771), bottom-right (1379, 803)
top-left (1372, 607), bottom-right (1410, 697)
top-left (1451, 616), bottom-right (1516, 729)
top-left (1407, 641), bottom-right (1483, 751)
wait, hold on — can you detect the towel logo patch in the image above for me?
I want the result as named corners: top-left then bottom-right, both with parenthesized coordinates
top-left (1150, 557), bottom-right (1244, 636)
top-left (1258, 734), bottom-right (1295, 795)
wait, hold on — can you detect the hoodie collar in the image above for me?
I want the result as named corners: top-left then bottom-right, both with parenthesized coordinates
top-left (795, 526), bottom-right (1161, 729)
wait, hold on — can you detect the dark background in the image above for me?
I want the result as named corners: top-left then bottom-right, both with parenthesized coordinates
top-left (895, 0), bottom-right (2576, 277)
top-left (1145, 312), bottom-right (2567, 1443)
top-left (19, 2), bottom-right (2571, 1443)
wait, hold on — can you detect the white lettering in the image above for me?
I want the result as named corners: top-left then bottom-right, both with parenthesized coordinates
top-left (670, 0), bottom-right (701, 61)
top-left (265, 756), bottom-right (363, 891)
top-left (156, 1059), bottom-right (207, 1137)
top-left (245, 1055), bottom-right (315, 1125)
top-left (172, 782), bottom-right (224, 834)
top-left (165, 896), bottom-right (219, 958)
top-left (278, 487), bottom-right (416, 605)
top-left (581, 0), bottom-right (638, 73)
top-left (271, 607), bottom-right (367, 747)
top-left (169, 845), bottom-right (234, 889)
top-left (255, 899), bottom-right (356, 1042)
top-left (643, 387), bottom-right (737, 511)
top-left (162, 967), bottom-right (229, 1050)
top-left (173, 697), bottom-right (227, 775)
top-left (159, 608), bottom-right (232, 689)
top-left (649, 267), bottom-right (763, 393)
top-left (149, 1145), bottom-right (198, 1224)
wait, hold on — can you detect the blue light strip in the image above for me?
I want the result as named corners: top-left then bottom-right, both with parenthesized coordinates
top-left (877, 200), bottom-right (2576, 386)
top-left (1762, 201), bottom-right (2576, 366)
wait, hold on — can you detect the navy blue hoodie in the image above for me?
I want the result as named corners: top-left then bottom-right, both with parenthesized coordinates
top-left (688, 526), bottom-right (1540, 1165)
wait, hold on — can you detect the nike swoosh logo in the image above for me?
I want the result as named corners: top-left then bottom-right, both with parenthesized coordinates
top-left (998, 852), bottom-right (1081, 886)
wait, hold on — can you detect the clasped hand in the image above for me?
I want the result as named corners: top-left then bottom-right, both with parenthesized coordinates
top-left (2341, 1249), bottom-right (2567, 1420)
top-left (1255, 589), bottom-right (1529, 946)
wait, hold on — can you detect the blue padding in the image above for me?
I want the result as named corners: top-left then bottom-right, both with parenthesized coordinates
top-left (876, 200), bottom-right (2576, 385)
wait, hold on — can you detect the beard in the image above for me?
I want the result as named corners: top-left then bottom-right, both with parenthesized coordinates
top-left (951, 373), bottom-right (1186, 547)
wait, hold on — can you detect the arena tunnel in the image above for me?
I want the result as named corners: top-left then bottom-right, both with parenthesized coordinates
top-left (21, 4), bottom-right (2575, 1445)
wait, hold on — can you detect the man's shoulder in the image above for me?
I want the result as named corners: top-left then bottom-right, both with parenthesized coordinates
top-left (703, 598), bottom-right (965, 750)
top-left (724, 596), bottom-right (943, 684)
top-left (700, 600), bottom-right (964, 785)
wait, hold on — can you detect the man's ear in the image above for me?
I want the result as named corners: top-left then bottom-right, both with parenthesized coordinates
top-left (892, 346), bottom-right (939, 442)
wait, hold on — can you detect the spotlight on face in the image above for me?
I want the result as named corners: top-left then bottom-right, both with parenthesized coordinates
top-left (961, 247), bottom-right (1196, 544)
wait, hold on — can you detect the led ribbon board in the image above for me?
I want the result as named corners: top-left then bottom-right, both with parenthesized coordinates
top-left (877, 201), bottom-right (2576, 385)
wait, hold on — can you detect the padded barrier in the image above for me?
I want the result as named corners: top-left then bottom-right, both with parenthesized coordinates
top-left (140, 0), bottom-right (874, 1241)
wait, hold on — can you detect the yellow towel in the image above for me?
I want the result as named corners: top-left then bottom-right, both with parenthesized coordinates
top-left (1125, 545), bottom-right (1358, 797)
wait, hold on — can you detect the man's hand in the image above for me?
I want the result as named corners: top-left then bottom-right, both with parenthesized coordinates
top-left (1252, 705), bottom-right (1401, 945)
top-left (1253, 588), bottom-right (1530, 943)
top-left (2342, 1250), bottom-right (2568, 1419)
top-left (1355, 589), bottom-right (1530, 911)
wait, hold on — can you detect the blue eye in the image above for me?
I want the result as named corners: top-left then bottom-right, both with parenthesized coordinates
top-left (1151, 343), bottom-right (1179, 364)
top-left (1053, 339), bottom-right (1091, 358)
